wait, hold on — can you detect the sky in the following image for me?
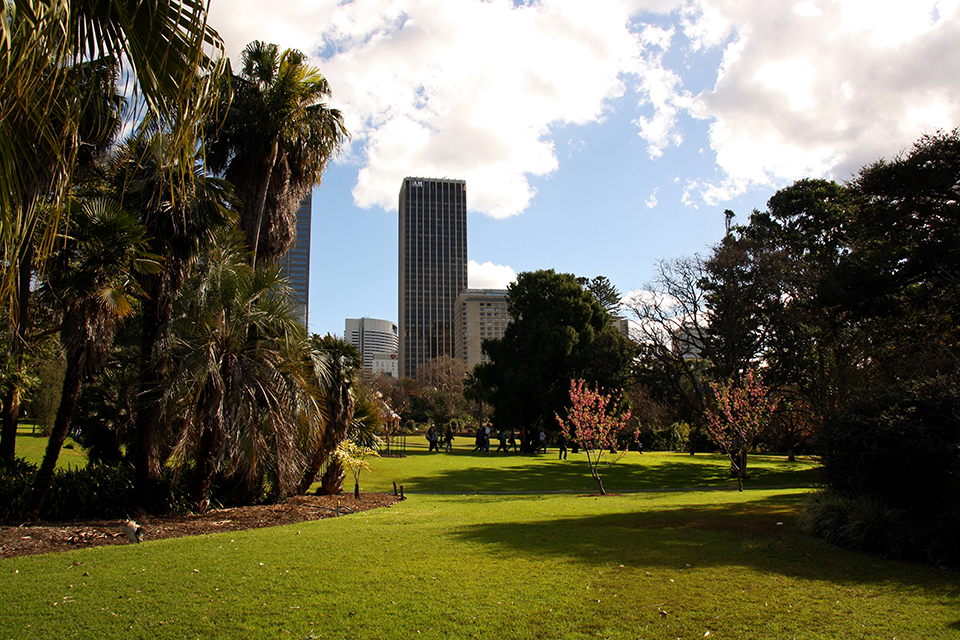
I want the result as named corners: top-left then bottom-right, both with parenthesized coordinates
top-left (206, 0), bottom-right (960, 338)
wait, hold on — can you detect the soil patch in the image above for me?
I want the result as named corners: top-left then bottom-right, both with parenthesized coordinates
top-left (0, 493), bottom-right (403, 559)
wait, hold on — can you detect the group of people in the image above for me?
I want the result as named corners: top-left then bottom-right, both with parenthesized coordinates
top-left (425, 425), bottom-right (455, 453)
top-left (425, 425), bottom-right (571, 458)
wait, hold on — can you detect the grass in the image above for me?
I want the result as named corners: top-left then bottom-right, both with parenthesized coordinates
top-left (2, 444), bottom-right (958, 639)
top-left (13, 425), bottom-right (86, 470)
top-left (361, 441), bottom-right (820, 494)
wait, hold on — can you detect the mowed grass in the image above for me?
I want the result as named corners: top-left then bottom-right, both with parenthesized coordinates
top-left (360, 441), bottom-right (820, 494)
top-left (3, 448), bottom-right (959, 639)
top-left (14, 425), bottom-right (87, 470)
top-left (2, 490), bottom-right (958, 639)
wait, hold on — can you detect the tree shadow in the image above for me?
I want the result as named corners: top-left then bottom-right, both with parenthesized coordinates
top-left (398, 451), bottom-right (820, 493)
top-left (447, 491), bottom-right (958, 597)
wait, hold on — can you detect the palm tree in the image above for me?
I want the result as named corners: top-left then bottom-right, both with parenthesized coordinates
top-left (0, 0), bottom-right (225, 459)
top-left (206, 40), bottom-right (349, 267)
top-left (0, 54), bottom-right (126, 460)
top-left (109, 132), bottom-right (236, 497)
top-left (25, 198), bottom-right (160, 519)
top-left (161, 231), bottom-right (322, 511)
top-left (298, 335), bottom-right (361, 494)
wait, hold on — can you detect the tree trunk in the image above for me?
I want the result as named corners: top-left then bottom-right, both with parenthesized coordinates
top-left (25, 354), bottom-right (82, 520)
top-left (248, 139), bottom-right (279, 269)
top-left (187, 422), bottom-right (220, 513)
top-left (0, 244), bottom-right (34, 461)
top-left (787, 447), bottom-right (796, 463)
top-left (297, 443), bottom-right (329, 494)
top-left (318, 458), bottom-right (345, 495)
top-left (354, 481), bottom-right (360, 500)
top-left (133, 271), bottom-right (177, 508)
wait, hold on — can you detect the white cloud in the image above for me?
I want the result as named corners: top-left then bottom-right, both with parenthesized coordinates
top-left (313, 0), bottom-right (655, 218)
top-left (207, 0), bottom-right (960, 215)
top-left (468, 260), bottom-right (517, 290)
top-left (682, 0), bottom-right (960, 204)
top-left (645, 188), bottom-right (659, 208)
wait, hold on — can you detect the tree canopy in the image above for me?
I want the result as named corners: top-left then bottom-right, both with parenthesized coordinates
top-left (476, 270), bottom-right (636, 433)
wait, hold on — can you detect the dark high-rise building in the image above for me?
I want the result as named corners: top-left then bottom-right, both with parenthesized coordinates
top-left (280, 192), bottom-right (311, 326)
top-left (398, 177), bottom-right (467, 378)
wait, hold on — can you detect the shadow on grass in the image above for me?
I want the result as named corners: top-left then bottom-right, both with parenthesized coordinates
top-left (399, 450), bottom-right (820, 494)
top-left (448, 491), bottom-right (958, 596)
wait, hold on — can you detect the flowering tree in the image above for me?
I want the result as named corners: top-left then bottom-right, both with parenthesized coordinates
top-left (703, 369), bottom-right (775, 491)
top-left (556, 379), bottom-right (633, 495)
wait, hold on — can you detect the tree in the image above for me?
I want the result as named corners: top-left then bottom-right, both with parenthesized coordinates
top-left (836, 129), bottom-right (960, 379)
top-left (334, 440), bottom-right (380, 500)
top-left (111, 132), bottom-right (235, 496)
top-left (0, 0), bottom-right (226, 458)
top-left (627, 257), bottom-right (713, 451)
top-left (162, 231), bottom-right (320, 511)
top-left (298, 335), bottom-right (361, 495)
top-left (416, 355), bottom-right (468, 425)
top-left (555, 379), bottom-right (633, 495)
top-left (578, 275), bottom-right (623, 317)
top-left (478, 270), bottom-right (636, 433)
top-left (206, 40), bottom-right (349, 267)
top-left (26, 198), bottom-right (159, 518)
top-left (703, 369), bottom-right (774, 491)
top-left (0, 56), bottom-right (125, 460)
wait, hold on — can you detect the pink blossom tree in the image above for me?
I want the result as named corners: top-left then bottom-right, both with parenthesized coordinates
top-left (703, 369), bottom-right (775, 491)
top-left (556, 379), bottom-right (633, 495)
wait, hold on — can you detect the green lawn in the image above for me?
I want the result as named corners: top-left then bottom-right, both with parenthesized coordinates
top-left (13, 425), bottom-right (87, 470)
top-left (361, 442), bottom-right (819, 494)
top-left (2, 446), bottom-right (958, 639)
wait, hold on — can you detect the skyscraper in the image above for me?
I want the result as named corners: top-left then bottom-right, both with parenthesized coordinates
top-left (279, 192), bottom-right (311, 326)
top-left (345, 317), bottom-right (399, 372)
top-left (454, 289), bottom-right (511, 369)
top-left (398, 177), bottom-right (467, 378)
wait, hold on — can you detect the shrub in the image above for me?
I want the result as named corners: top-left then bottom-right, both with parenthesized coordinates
top-left (801, 490), bottom-right (960, 567)
top-left (0, 458), bottom-right (37, 521)
top-left (41, 464), bottom-right (139, 520)
top-left (818, 376), bottom-right (960, 518)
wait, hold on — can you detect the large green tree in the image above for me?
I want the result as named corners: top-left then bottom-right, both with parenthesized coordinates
top-left (0, 0), bottom-right (225, 459)
top-left (298, 334), bottom-right (359, 495)
top-left (206, 40), bottom-right (349, 267)
top-left (26, 198), bottom-right (159, 519)
top-left (110, 133), bottom-right (236, 495)
top-left (477, 270), bottom-right (636, 433)
top-left (161, 231), bottom-right (320, 511)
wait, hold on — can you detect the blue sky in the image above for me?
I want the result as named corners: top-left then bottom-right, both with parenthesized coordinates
top-left (207, 0), bottom-right (960, 338)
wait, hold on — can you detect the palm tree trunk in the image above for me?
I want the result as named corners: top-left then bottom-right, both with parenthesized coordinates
top-left (133, 273), bottom-right (175, 506)
top-left (0, 244), bottom-right (34, 460)
top-left (298, 443), bottom-right (329, 494)
top-left (318, 457), bottom-right (345, 495)
top-left (248, 139), bottom-right (279, 269)
top-left (25, 352), bottom-right (82, 520)
top-left (187, 421), bottom-right (220, 513)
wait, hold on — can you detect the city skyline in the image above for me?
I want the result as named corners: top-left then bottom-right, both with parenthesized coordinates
top-left (204, 1), bottom-right (960, 338)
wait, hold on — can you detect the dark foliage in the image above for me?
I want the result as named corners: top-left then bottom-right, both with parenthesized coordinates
top-left (819, 376), bottom-right (960, 518)
top-left (0, 460), bottom-right (188, 522)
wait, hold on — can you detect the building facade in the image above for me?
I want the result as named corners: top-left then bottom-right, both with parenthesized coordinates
top-left (371, 352), bottom-right (400, 378)
top-left (345, 317), bottom-right (399, 372)
top-left (279, 192), bottom-right (311, 326)
top-left (398, 177), bottom-right (468, 378)
top-left (454, 289), bottom-right (511, 369)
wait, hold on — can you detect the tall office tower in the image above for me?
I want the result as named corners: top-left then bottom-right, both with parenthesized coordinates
top-left (398, 177), bottom-right (467, 379)
top-left (279, 192), bottom-right (312, 326)
top-left (454, 289), bottom-right (511, 369)
top-left (345, 317), bottom-right (399, 371)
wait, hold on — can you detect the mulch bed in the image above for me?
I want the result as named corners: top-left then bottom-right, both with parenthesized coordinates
top-left (0, 493), bottom-right (403, 559)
